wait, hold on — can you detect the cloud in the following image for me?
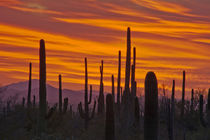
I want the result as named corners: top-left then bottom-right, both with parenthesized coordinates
top-left (0, 0), bottom-right (210, 96)
top-left (131, 0), bottom-right (191, 16)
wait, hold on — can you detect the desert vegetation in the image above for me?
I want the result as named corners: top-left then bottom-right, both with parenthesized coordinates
top-left (0, 27), bottom-right (210, 140)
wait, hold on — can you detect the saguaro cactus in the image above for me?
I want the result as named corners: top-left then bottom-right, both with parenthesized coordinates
top-left (117, 51), bottom-right (121, 106)
top-left (134, 96), bottom-right (140, 124)
top-left (63, 97), bottom-right (68, 114)
top-left (121, 27), bottom-right (135, 131)
top-left (207, 88), bottom-right (210, 111)
top-left (134, 81), bottom-right (137, 97)
top-left (199, 94), bottom-right (206, 127)
top-left (59, 74), bottom-right (62, 114)
top-left (38, 39), bottom-right (47, 133)
top-left (167, 99), bottom-right (171, 140)
top-left (98, 60), bottom-right (104, 114)
top-left (27, 62), bottom-right (32, 108)
top-left (207, 89), bottom-right (210, 123)
top-left (144, 71), bottom-right (158, 140)
top-left (131, 47), bottom-right (136, 97)
top-left (124, 27), bottom-right (131, 93)
top-left (78, 58), bottom-right (96, 129)
top-left (181, 71), bottom-right (185, 118)
top-left (169, 80), bottom-right (175, 140)
top-left (105, 94), bottom-right (115, 140)
top-left (132, 47), bottom-right (136, 82)
top-left (112, 74), bottom-right (115, 103)
top-left (190, 89), bottom-right (194, 112)
top-left (33, 95), bottom-right (36, 108)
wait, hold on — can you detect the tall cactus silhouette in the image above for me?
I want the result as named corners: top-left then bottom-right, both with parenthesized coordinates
top-left (117, 51), bottom-right (121, 106)
top-left (169, 80), bottom-right (175, 140)
top-left (132, 47), bottom-right (136, 82)
top-left (78, 58), bottom-right (96, 129)
top-left (207, 89), bottom-right (210, 123)
top-left (105, 94), bottom-right (115, 140)
top-left (63, 97), bottom-right (68, 114)
top-left (59, 74), bottom-right (62, 114)
top-left (38, 39), bottom-right (47, 134)
top-left (112, 74), bottom-right (115, 103)
top-left (190, 89), bottom-right (194, 112)
top-left (124, 27), bottom-right (131, 93)
top-left (207, 88), bottom-right (210, 111)
top-left (121, 27), bottom-right (135, 131)
top-left (181, 71), bottom-right (185, 118)
top-left (27, 62), bottom-right (32, 108)
top-left (98, 60), bottom-right (104, 114)
top-left (131, 47), bottom-right (136, 97)
top-left (144, 71), bottom-right (158, 140)
top-left (199, 94), bottom-right (206, 127)
top-left (122, 27), bottom-right (131, 100)
top-left (167, 99), bottom-right (171, 140)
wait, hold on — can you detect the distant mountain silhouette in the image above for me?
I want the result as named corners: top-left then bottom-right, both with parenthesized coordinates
top-left (0, 79), bottom-right (97, 109)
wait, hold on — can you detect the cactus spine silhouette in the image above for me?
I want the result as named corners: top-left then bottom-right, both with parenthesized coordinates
top-left (112, 74), bottom-right (115, 103)
top-left (167, 99), bottom-right (171, 140)
top-left (105, 94), bottom-right (115, 140)
top-left (78, 58), bottom-right (96, 129)
top-left (207, 88), bottom-right (210, 111)
top-left (144, 71), bottom-right (158, 140)
top-left (117, 51), bottom-right (121, 106)
top-left (27, 62), bottom-right (32, 108)
top-left (38, 39), bottom-right (47, 134)
top-left (207, 89), bottom-right (210, 123)
top-left (190, 89), bottom-right (194, 112)
top-left (199, 94), bottom-right (206, 127)
top-left (63, 97), bottom-right (68, 114)
top-left (124, 27), bottom-right (131, 94)
top-left (59, 74), bottom-right (62, 114)
top-left (131, 47), bottom-right (136, 97)
top-left (98, 60), bottom-right (104, 114)
top-left (169, 80), bottom-right (175, 140)
top-left (181, 71), bottom-right (185, 118)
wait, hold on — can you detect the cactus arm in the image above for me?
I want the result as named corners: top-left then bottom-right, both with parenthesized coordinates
top-left (111, 75), bottom-right (115, 103)
top-left (89, 100), bottom-right (96, 120)
top-left (181, 71), bottom-right (185, 117)
top-left (27, 62), bottom-right (32, 108)
top-left (88, 85), bottom-right (92, 104)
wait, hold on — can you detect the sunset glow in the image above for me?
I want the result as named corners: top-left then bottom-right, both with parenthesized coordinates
top-left (0, 0), bottom-right (210, 98)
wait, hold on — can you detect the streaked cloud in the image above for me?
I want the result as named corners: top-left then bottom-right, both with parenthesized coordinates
top-left (0, 0), bottom-right (209, 97)
top-left (131, 0), bottom-right (190, 15)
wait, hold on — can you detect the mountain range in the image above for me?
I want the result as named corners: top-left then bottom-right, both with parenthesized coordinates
top-left (0, 79), bottom-right (98, 109)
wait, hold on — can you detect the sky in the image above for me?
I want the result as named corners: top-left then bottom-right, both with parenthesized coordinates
top-left (0, 0), bottom-right (210, 98)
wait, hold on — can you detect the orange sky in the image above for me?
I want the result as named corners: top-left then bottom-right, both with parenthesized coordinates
top-left (0, 0), bottom-right (210, 98)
